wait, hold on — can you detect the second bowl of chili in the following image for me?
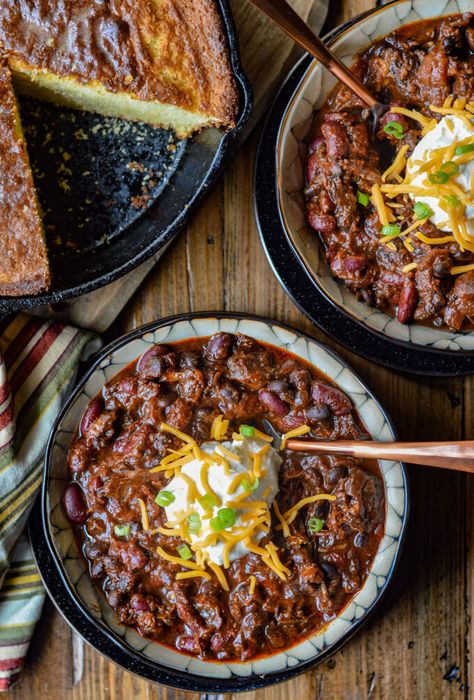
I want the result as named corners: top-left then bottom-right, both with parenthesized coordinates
top-left (35, 312), bottom-right (408, 693)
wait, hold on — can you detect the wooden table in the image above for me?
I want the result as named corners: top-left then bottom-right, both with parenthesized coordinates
top-left (11, 1), bottom-right (473, 698)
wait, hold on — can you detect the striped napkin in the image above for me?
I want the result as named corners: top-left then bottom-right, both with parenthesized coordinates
top-left (0, 313), bottom-right (98, 691)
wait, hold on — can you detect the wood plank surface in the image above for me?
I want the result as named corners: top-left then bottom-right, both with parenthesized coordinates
top-left (11, 1), bottom-right (473, 699)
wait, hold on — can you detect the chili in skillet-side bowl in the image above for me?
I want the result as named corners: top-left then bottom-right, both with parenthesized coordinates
top-left (305, 12), bottom-right (474, 331)
top-left (63, 331), bottom-right (385, 662)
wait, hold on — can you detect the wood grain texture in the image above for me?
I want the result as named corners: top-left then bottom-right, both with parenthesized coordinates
top-left (12, 1), bottom-right (472, 699)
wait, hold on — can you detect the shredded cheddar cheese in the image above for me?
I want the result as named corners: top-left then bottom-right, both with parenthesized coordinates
top-left (371, 183), bottom-right (394, 226)
top-left (402, 262), bottom-right (418, 274)
top-left (450, 263), bottom-right (474, 274)
top-left (382, 144), bottom-right (409, 182)
top-left (215, 444), bottom-right (241, 463)
top-left (208, 562), bottom-right (229, 591)
top-left (175, 570), bottom-right (211, 581)
top-left (280, 494), bottom-right (336, 527)
top-left (391, 106), bottom-right (431, 127)
top-left (210, 415), bottom-right (229, 440)
top-left (199, 461), bottom-right (222, 506)
top-left (280, 424), bottom-right (311, 450)
top-left (249, 575), bottom-right (256, 595)
top-left (273, 501), bottom-right (290, 537)
top-left (137, 498), bottom-right (150, 531)
top-left (156, 546), bottom-right (201, 570)
top-left (372, 98), bottom-right (474, 268)
top-left (160, 422), bottom-right (197, 445)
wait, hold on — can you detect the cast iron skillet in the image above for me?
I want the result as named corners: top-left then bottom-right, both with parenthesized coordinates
top-left (0, 0), bottom-right (252, 316)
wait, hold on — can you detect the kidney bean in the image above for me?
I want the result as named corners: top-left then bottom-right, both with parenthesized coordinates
top-left (308, 135), bottom-right (325, 155)
top-left (179, 351), bottom-right (200, 369)
top-left (130, 594), bottom-right (151, 612)
top-left (205, 333), bottom-right (233, 361)
top-left (306, 153), bottom-right (317, 184)
top-left (306, 206), bottom-right (337, 233)
top-left (321, 121), bottom-right (349, 159)
top-left (280, 412), bottom-right (307, 431)
top-left (397, 279), bottom-right (417, 324)
top-left (89, 475), bottom-right (103, 493)
top-left (137, 345), bottom-right (169, 378)
top-left (311, 382), bottom-right (352, 416)
top-left (63, 483), bottom-right (88, 523)
top-left (343, 255), bottom-right (367, 273)
top-left (176, 634), bottom-right (201, 655)
top-left (80, 397), bottom-right (103, 436)
top-left (306, 404), bottom-right (331, 423)
top-left (259, 389), bottom-right (289, 417)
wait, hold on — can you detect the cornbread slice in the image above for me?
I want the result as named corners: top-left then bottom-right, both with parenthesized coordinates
top-left (0, 56), bottom-right (49, 295)
top-left (0, 0), bottom-right (239, 138)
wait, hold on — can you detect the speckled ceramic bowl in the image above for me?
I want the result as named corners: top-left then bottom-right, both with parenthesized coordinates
top-left (31, 312), bottom-right (408, 693)
top-left (270, 0), bottom-right (474, 367)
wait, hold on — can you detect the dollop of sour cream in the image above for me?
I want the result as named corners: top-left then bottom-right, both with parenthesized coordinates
top-left (164, 436), bottom-right (282, 566)
top-left (406, 114), bottom-right (474, 234)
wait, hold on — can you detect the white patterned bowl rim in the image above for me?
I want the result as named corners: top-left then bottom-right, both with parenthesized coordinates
top-left (41, 313), bottom-right (408, 691)
top-left (278, 0), bottom-right (474, 353)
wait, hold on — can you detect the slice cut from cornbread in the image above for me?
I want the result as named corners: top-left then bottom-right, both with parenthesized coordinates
top-left (0, 55), bottom-right (49, 295)
top-left (0, 0), bottom-right (239, 138)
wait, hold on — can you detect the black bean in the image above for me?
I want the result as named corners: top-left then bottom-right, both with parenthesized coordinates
top-left (306, 404), bottom-right (331, 422)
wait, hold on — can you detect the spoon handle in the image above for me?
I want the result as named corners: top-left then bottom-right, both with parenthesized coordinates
top-left (247, 0), bottom-right (378, 108)
top-left (285, 440), bottom-right (474, 473)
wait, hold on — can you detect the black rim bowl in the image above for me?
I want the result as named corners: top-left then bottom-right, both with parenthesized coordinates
top-left (254, 8), bottom-right (474, 376)
top-left (30, 311), bottom-right (409, 693)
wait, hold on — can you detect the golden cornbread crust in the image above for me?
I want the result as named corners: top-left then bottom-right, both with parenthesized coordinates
top-left (0, 55), bottom-right (50, 296)
top-left (0, 0), bottom-right (240, 136)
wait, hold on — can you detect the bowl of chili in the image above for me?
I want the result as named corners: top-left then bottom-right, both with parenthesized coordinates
top-left (31, 312), bottom-right (408, 692)
top-left (258, 0), bottom-right (474, 374)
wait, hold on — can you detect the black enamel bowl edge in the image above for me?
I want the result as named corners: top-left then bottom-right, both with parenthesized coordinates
top-left (254, 10), bottom-right (474, 376)
top-left (29, 311), bottom-right (409, 694)
top-left (0, 0), bottom-right (253, 316)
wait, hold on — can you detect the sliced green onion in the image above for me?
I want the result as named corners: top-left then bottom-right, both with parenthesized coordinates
top-left (381, 224), bottom-right (401, 237)
top-left (114, 524), bottom-right (130, 537)
top-left (307, 517), bottom-right (324, 534)
top-left (241, 477), bottom-right (260, 493)
top-left (440, 161), bottom-right (460, 176)
top-left (414, 202), bottom-right (434, 220)
top-left (155, 490), bottom-right (175, 507)
top-left (383, 121), bottom-right (405, 139)
top-left (429, 171), bottom-right (449, 185)
top-left (187, 512), bottom-right (202, 535)
top-left (210, 508), bottom-right (236, 532)
top-left (198, 492), bottom-right (218, 512)
top-left (177, 544), bottom-right (193, 560)
top-left (455, 143), bottom-right (474, 156)
top-left (443, 194), bottom-right (461, 209)
top-left (357, 191), bottom-right (370, 207)
top-left (240, 425), bottom-right (255, 437)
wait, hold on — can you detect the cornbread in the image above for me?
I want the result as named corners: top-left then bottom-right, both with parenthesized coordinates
top-left (0, 0), bottom-right (239, 138)
top-left (0, 55), bottom-right (49, 296)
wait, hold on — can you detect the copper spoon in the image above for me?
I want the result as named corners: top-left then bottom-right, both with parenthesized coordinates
top-left (248, 0), bottom-right (388, 124)
top-left (261, 420), bottom-right (474, 474)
